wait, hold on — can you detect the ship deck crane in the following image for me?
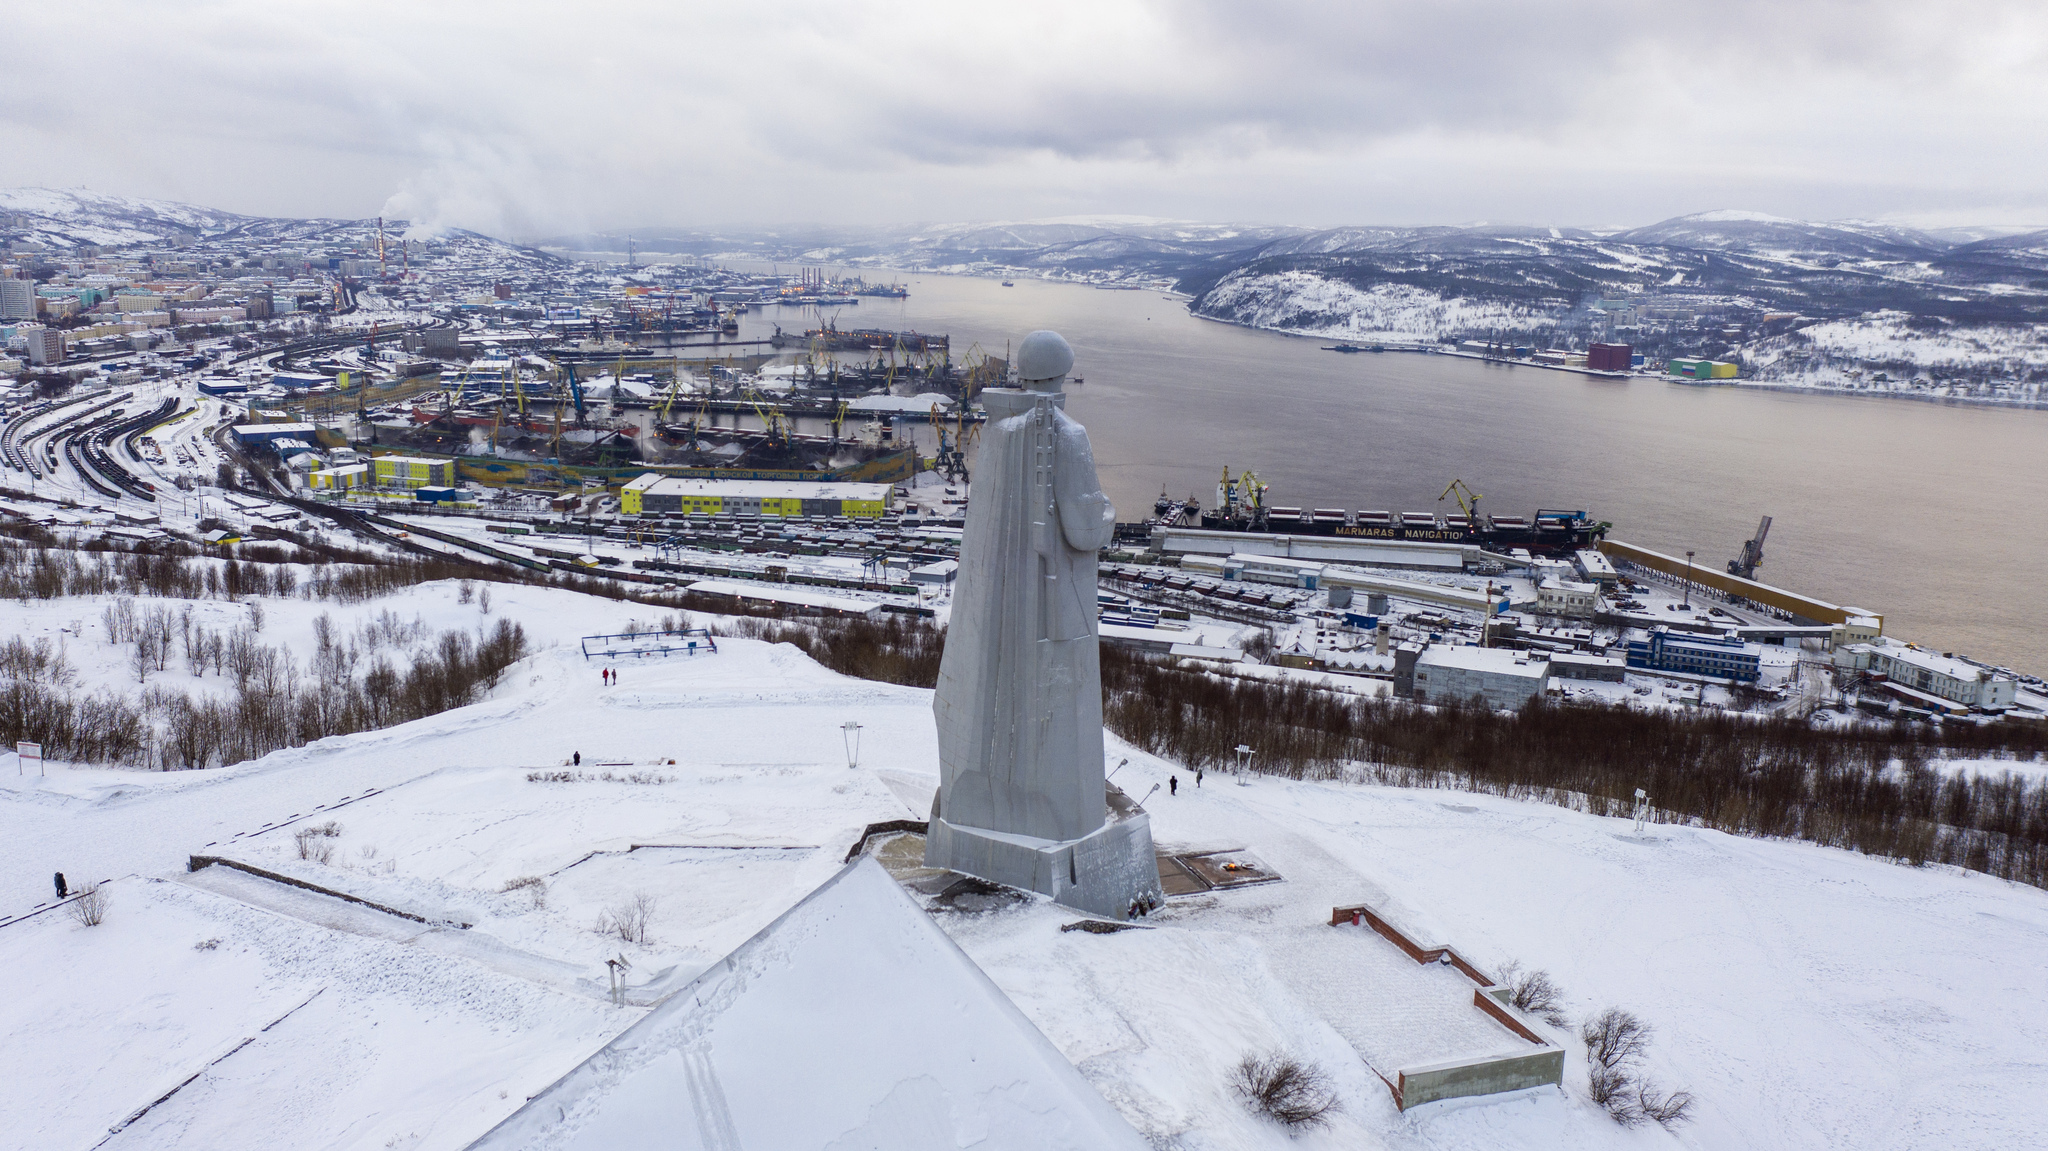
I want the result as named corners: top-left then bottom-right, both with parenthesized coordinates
top-left (1438, 477), bottom-right (1484, 525)
top-left (1728, 515), bottom-right (1772, 580)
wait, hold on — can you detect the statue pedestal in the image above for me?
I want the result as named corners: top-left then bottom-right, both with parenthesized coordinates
top-left (926, 808), bottom-right (1161, 919)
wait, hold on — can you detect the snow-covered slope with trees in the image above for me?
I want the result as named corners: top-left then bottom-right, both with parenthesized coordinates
top-left (2, 578), bottom-right (2045, 1150)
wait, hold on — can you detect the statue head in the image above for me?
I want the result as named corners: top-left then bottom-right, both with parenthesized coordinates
top-left (1016, 330), bottom-right (1074, 391)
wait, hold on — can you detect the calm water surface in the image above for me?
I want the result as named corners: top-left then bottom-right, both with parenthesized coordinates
top-left (724, 270), bottom-right (2048, 673)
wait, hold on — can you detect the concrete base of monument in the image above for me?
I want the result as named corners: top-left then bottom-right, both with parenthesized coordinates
top-left (924, 811), bottom-right (1167, 920)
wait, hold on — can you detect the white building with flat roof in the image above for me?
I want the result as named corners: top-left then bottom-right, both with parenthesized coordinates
top-left (1411, 645), bottom-right (1551, 710)
top-left (1537, 577), bottom-right (1598, 619)
top-left (1867, 641), bottom-right (2016, 711)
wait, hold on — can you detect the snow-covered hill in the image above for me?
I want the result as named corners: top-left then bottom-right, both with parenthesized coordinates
top-left (3, 579), bottom-right (2045, 1149)
top-left (0, 187), bottom-right (255, 248)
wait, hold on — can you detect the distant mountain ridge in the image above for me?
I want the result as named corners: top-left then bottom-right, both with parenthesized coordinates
top-left (0, 187), bottom-right (564, 266)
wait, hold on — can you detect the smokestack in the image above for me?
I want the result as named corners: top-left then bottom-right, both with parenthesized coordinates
top-left (1375, 622), bottom-right (1390, 656)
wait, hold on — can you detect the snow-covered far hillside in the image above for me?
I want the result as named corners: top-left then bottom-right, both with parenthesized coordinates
top-left (0, 187), bottom-right (254, 247)
top-left (1, 577), bottom-right (2044, 1150)
top-left (1197, 268), bottom-right (1554, 342)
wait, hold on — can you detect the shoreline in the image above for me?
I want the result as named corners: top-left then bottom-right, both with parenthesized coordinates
top-left (1189, 310), bottom-right (2048, 413)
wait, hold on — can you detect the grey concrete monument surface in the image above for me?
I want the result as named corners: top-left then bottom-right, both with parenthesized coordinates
top-left (926, 330), bottom-right (1165, 918)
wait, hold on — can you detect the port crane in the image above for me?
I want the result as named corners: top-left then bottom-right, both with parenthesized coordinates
top-left (561, 363), bottom-right (587, 426)
top-left (1216, 466), bottom-right (1267, 526)
top-left (1438, 478), bottom-right (1485, 525)
top-left (1728, 515), bottom-right (1772, 580)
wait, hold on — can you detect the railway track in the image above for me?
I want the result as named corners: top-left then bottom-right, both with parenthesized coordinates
top-left (72, 399), bottom-right (178, 501)
top-left (5, 393), bottom-right (134, 480)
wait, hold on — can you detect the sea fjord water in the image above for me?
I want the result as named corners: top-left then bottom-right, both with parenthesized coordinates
top-left (735, 270), bottom-right (2048, 674)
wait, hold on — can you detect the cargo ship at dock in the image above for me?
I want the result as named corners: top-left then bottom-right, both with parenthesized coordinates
top-left (1158, 469), bottom-right (1607, 556)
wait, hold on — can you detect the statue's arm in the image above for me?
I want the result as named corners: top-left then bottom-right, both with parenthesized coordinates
top-left (1053, 414), bottom-right (1115, 551)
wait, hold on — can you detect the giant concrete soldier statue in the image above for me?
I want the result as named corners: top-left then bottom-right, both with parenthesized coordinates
top-left (926, 330), bottom-right (1163, 917)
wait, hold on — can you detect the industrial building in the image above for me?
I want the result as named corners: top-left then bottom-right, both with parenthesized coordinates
top-left (1572, 548), bottom-right (1618, 587)
top-left (1624, 628), bottom-right (1762, 682)
top-left (1536, 578), bottom-right (1598, 618)
top-left (1404, 645), bottom-right (1552, 709)
top-left (1586, 342), bottom-right (1633, 371)
top-left (372, 454), bottom-right (457, 489)
top-left (402, 328), bottom-right (461, 357)
top-left (306, 463), bottom-right (368, 490)
top-left (1855, 641), bottom-right (2016, 711)
top-left (232, 421), bottom-right (319, 446)
top-left (1667, 358), bottom-right (1739, 380)
top-left (619, 474), bottom-right (894, 518)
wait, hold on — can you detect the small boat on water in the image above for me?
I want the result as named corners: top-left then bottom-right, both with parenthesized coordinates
top-left (1321, 343), bottom-right (1384, 353)
top-left (1000, 280), bottom-right (1015, 287)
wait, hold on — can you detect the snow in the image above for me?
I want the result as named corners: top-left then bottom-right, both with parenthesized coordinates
top-left (847, 391), bottom-right (958, 413)
top-left (1199, 269), bottom-right (1551, 342)
top-left (1684, 210), bottom-right (1799, 224)
top-left (471, 858), bottom-right (1149, 1150)
top-left (2, 578), bottom-right (2046, 1149)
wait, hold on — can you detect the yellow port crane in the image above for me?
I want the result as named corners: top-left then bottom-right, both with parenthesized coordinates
top-left (1438, 478), bottom-right (1484, 525)
top-left (741, 387), bottom-right (790, 448)
top-left (1217, 466), bottom-right (1266, 523)
top-left (656, 361), bottom-right (690, 426)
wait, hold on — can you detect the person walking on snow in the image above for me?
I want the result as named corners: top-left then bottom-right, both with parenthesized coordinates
top-left (573, 751), bottom-right (581, 767)
top-left (53, 872), bottom-right (67, 899)
top-left (1196, 768), bottom-right (1204, 788)
top-left (1169, 775), bottom-right (1178, 797)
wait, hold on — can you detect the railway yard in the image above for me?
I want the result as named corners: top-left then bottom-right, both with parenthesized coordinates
top-left (5, 229), bottom-right (2044, 730)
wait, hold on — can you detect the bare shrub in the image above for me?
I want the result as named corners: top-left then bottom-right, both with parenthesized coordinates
top-left (1638, 1083), bottom-right (1695, 1126)
top-left (1588, 1065), bottom-right (1643, 1125)
top-left (596, 893), bottom-right (656, 944)
top-left (69, 882), bottom-right (108, 927)
top-left (1582, 1008), bottom-right (1652, 1070)
top-left (1582, 1008), bottom-right (1693, 1128)
top-left (500, 875), bottom-right (548, 909)
top-left (295, 821), bottom-right (342, 862)
top-left (478, 586), bottom-right (491, 615)
top-left (1495, 960), bottom-right (1569, 1026)
top-left (457, 581), bottom-right (474, 605)
top-left (193, 937), bottom-right (221, 951)
top-left (1230, 1053), bottom-right (1339, 1130)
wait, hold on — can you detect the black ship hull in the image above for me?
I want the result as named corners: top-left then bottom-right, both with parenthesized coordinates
top-left (1197, 514), bottom-right (1595, 555)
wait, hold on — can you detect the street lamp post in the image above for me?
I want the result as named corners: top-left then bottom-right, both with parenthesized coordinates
top-left (841, 721), bottom-right (863, 770)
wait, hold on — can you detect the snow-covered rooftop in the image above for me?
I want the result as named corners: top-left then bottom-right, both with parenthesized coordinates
top-left (471, 857), bottom-right (1148, 1150)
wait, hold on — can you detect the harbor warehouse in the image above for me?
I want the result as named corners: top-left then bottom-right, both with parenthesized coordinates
top-left (621, 474), bottom-right (894, 518)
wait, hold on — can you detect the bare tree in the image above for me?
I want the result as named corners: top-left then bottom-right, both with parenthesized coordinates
top-left (69, 882), bottom-right (109, 927)
top-left (1582, 1008), bottom-right (1652, 1070)
top-left (478, 586), bottom-right (490, 615)
top-left (132, 630), bottom-right (156, 683)
top-left (596, 893), bottom-right (656, 944)
top-left (1495, 960), bottom-right (1569, 1026)
top-left (1230, 1053), bottom-right (1339, 1130)
top-left (1581, 1008), bottom-right (1693, 1128)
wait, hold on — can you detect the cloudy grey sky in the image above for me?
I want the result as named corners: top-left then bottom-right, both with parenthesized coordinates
top-left (7, 0), bottom-right (2046, 235)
